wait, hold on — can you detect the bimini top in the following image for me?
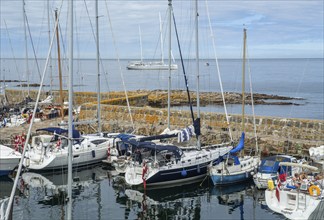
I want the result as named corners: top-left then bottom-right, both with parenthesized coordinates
top-left (258, 155), bottom-right (296, 173)
top-left (125, 139), bottom-right (183, 159)
top-left (36, 127), bottom-right (80, 139)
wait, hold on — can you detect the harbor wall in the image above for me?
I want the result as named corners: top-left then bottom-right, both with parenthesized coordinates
top-left (79, 104), bottom-right (323, 157)
top-left (3, 89), bottom-right (323, 157)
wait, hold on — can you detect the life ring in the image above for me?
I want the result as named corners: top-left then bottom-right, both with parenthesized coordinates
top-left (309, 185), bottom-right (321, 196)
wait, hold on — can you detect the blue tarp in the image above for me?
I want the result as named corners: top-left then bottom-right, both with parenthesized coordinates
top-left (230, 132), bottom-right (245, 154)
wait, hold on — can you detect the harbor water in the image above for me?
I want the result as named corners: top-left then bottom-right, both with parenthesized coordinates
top-left (0, 165), bottom-right (284, 220)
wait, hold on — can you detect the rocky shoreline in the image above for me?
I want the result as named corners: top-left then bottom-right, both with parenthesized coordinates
top-left (143, 89), bottom-right (304, 107)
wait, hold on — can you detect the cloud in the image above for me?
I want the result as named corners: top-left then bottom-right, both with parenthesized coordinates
top-left (0, 0), bottom-right (323, 59)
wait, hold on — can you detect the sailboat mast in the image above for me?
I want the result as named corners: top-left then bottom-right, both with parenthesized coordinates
top-left (67, 0), bottom-right (74, 218)
top-left (47, 0), bottom-right (53, 95)
top-left (55, 10), bottom-right (64, 120)
top-left (242, 28), bottom-right (247, 133)
top-left (160, 12), bottom-right (164, 63)
top-left (195, 0), bottom-right (201, 150)
top-left (167, 0), bottom-right (172, 129)
top-left (96, 0), bottom-right (101, 133)
top-left (139, 25), bottom-right (143, 62)
top-left (23, 0), bottom-right (30, 97)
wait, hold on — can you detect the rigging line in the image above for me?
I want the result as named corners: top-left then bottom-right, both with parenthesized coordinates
top-left (172, 12), bottom-right (195, 125)
top-left (58, 19), bottom-right (68, 75)
top-left (24, 13), bottom-right (42, 80)
top-left (104, 0), bottom-right (135, 130)
top-left (3, 19), bottom-right (25, 97)
top-left (83, 0), bottom-right (110, 92)
top-left (204, 0), bottom-right (233, 142)
top-left (4, 4), bottom-right (62, 219)
top-left (74, 8), bottom-right (85, 92)
top-left (246, 44), bottom-right (259, 155)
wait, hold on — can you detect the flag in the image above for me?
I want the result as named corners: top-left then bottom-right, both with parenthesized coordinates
top-left (276, 180), bottom-right (281, 202)
top-left (178, 125), bottom-right (195, 143)
top-left (278, 166), bottom-right (287, 182)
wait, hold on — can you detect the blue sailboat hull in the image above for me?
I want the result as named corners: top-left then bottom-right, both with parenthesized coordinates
top-left (146, 159), bottom-right (221, 186)
top-left (210, 171), bottom-right (253, 185)
top-left (0, 170), bottom-right (11, 176)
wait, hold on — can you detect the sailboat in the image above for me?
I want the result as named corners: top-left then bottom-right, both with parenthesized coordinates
top-left (208, 28), bottom-right (259, 185)
top-left (124, 0), bottom-right (233, 188)
top-left (126, 13), bottom-right (178, 70)
top-left (265, 162), bottom-right (324, 220)
top-left (23, 4), bottom-right (118, 171)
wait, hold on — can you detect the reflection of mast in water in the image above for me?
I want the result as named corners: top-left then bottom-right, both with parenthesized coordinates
top-left (19, 166), bottom-right (106, 207)
top-left (209, 180), bottom-right (254, 219)
top-left (122, 183), bottom-right (206, 219)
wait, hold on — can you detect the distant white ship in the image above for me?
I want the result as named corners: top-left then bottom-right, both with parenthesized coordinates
top-left (127, 14), bottom-right (178, 71)
top-left (127, 60), bottom-right (178, 70)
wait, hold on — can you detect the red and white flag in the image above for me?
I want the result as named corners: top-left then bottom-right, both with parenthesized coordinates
top-left (276, 180), bottom-right (281, 202)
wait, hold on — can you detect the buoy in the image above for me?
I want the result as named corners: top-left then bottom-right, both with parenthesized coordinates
top-left (181, 169), bottom-right (187, 177)
top-left (309, 185), bottom-right (321, 196)
top-left (92, 150), bottom-right (96, 158)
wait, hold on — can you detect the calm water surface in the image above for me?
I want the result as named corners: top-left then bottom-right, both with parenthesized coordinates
top-left (0, 165), bottom-right (285, 220)
top-left (1, 58), bottom-right (323, 120)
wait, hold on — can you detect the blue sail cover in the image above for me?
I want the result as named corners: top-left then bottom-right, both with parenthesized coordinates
top-left (229, 132), bottom-right (245, 154)
top-left (125, 139), bottom-right (183, 160)
top-left (115, 133), bottom-right (136, 141)
top-left (36, 127), bottom-right (80, 139)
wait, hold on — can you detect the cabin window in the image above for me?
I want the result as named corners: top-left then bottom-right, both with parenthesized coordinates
top-left (91, 139), bottom-right (107, 145)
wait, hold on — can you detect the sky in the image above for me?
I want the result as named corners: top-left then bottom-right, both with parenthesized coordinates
top-left (0, 0), bottom-right (323, 59)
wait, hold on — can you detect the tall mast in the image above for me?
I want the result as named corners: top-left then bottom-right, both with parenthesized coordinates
top-left (67, 0), bottom-right (74, 218)
top-left (55, 10), bottom-right (64, 120)
top-left (23, 0), bottom-right (30, 97)
top-left (167, 0), bottom-right (172, 129)
top-left (159, 12), bottom-right (164, 63)
top-left (242, 28), bottom-right (247, 133)
top-left (139, 25), bottom-right (143, 62)
top-left (195, 0), bottom-right (201, 150)
top-left (96, 0), bottom-right (101, 133)
top-left (47, 0), bottom-right (53, 95)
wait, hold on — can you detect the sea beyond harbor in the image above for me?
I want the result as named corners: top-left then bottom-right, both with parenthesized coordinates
top-left (1, 58), bottom-right (323, 120)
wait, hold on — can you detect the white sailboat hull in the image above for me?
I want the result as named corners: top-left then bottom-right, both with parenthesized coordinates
top-left (25, 135), bottom-right (112, 170)
top-left (0, 145), bottom-right (21, 176)
top-left (265, 188), bottom-right (323, 220)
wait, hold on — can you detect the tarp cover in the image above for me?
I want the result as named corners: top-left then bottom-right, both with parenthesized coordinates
top-left (36, 127), bottom-right (80, 139)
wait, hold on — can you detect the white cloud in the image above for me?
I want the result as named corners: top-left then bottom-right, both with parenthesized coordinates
top-left (0, 0), bottom-right (323, 59)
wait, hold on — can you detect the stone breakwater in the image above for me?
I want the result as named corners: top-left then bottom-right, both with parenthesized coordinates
top-left (79, 104), bottom-right (323, 157)
top-left (1, 89), bottom-right (323, 157)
